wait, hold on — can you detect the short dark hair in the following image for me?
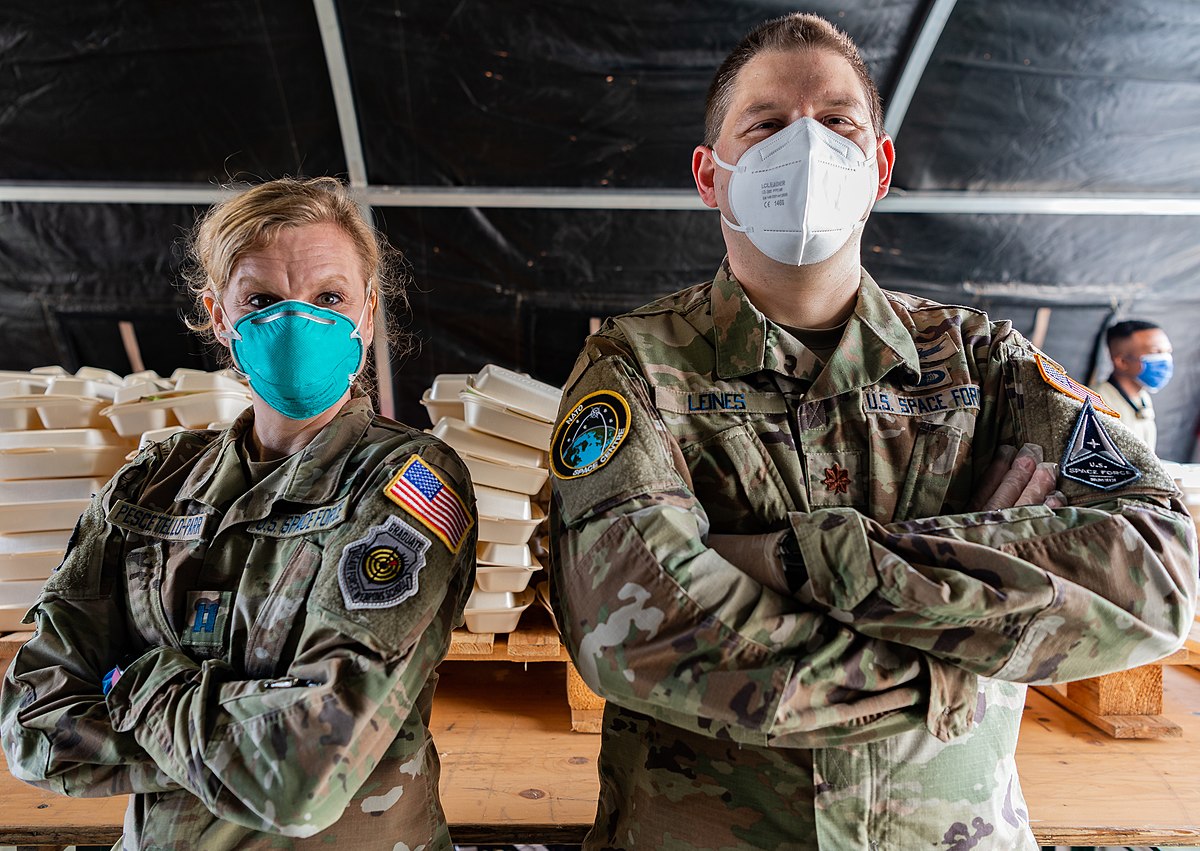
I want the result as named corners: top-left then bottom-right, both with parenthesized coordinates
top-left (1107, 320), bottom-right (1161, 347)
top-left (703, 13), bottom-right (884, 148)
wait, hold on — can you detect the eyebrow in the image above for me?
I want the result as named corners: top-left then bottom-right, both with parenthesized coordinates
top-left (230, 274), bottom-right (352, 291)
top-left (737, 95), bottom-right (866, 120)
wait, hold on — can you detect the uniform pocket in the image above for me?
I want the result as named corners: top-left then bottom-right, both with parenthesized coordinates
top-left (243, 540), bottom-right (322, 677)
top-left (124, 543), bottom-right (180, 649)
top-left (893, 421), bottom-right (965, 522)
top-left (682, 421), bottom-right (794, 531)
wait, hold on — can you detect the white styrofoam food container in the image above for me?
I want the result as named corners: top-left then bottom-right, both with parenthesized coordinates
top-left (420, 373), bottom-right (472, 425)
top-left (0, 478), bottom-right (104, 532)
top-left (459, 451), bottom-right (548, 496)
top-left (460, 389), bottom-right (555, 449)
top-left (35, 396), bottom-right (109, 429)
top-left (463, 586), bottom-right (535, 634)
top-left (477, 504), bottom-right (546, 546)
top-left (0, 430), bottom-right (134, 479)
top-left (467, 365), bottom-right (562, 423)
top-left (430, 417), bottom-right (546, 468)
top-left (0, 429), bottom-right (130, 450)
top-left (173, 370), bottom-right (247, 393)
top-left (102, 391), bottom-right (250, 435)
top-left (0, 529), bottom-right (72, 580)
top-left (475, 555), bottom-right (542, 593)
top-left (474, 484), bottom-right (532, 521)
top-left (0, 399), bottom-right (42, 431)
top-left (477, 541), bottom-right (535, 566)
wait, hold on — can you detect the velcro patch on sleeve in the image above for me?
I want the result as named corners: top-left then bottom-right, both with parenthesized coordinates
top-left (383, 456), bottom-right (473, 553)
top-left (1035, 353), bottom-right (1120, 418)
top-left (551, 390), bottom-right (631, 479)
top-left (338, 515), bottom-right (431, 610)
top-left (1061, 400), bottom-right (1141, 490)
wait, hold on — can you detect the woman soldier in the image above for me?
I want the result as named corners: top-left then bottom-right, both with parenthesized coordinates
top-left (0, 177), bottom-right (476, 850)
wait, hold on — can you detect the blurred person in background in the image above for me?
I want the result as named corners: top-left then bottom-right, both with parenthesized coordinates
top-left (1094, 320), bottom-right (1173, 453)
top-left (1, 177), bottom-right (476, 850)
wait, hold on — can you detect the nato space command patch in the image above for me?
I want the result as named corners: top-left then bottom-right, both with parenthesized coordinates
top-left (338, 515), bottom-right (432, 610)
top-left (551, 390), bottom-right (631, 479)
top-left (1061, 399), bottom-right (1141, 490)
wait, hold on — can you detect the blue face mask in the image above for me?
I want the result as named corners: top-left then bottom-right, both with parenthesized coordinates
top-left (223, 299), bottom-right (367, 420)
top-left (1137, 352), bottom-right (1173, 392)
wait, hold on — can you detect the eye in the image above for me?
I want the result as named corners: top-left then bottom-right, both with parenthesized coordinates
top-left (246, 293), bottom-right (279, 309)
top-left (314, 292), bottom-right (343, 307)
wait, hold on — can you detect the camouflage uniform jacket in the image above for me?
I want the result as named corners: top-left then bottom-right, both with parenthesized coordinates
top-left (549, 265), bottom-right (1196, 851)
top-left (1, 397), bottom-right (477, 850)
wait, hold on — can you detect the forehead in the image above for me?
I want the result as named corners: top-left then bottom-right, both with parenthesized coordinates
top-left (229, 222), bottom-right (364, 283)
top-left (722, 47), bottom-right (869, 127)
top-left (1128, 328), bottom-right (1171, 350)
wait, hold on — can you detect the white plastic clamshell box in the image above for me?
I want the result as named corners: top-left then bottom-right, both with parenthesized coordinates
top-left (0, 529), bottom-right (73, 580)
top-left (474, 484), bottom-right (532, 521)
top-left (430, 417), bottom-right (546, 469)
top-left (459, 388), bottom-right (555, 449)
top-left (467, 365), bottom-right (562, 423)
top-left (0, 604), bottom-right (29, 632)
top-left (0, 478), bottom-right (105, 532)
top-left (459, 452), bottom-right (549, 496)
top-left (102, 391), bottom-right (251, 436)
top-left (475, 540), bottom-right (542, 593)
top-left (0, 578), bottom-right (45, 608)
top-left (421, 373), bottom-right (472, 426)
top-left (462, 586), bottom-right (536, 634)
top-left (0, 430), bottom-right (135, 481)
top-left (477, 504), bottom-right (546, 547)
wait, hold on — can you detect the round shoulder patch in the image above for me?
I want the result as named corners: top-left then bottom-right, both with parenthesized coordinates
top-left (551, 390), bottom-right (631, 479)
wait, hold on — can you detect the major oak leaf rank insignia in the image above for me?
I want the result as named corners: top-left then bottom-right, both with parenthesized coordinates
top-left (338, 515), bottom-right (432, 610)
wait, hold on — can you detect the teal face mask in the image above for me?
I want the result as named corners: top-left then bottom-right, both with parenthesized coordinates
top-left (224, 299), bottom-right (367, 420)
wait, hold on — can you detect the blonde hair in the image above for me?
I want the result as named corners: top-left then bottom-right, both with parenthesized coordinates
top-left (181, 177), bottom-right (411, 387)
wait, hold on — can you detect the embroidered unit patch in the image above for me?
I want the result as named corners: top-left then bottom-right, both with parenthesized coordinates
top-left (822, 463), bottom-right (851, 494)
top-left (338, 515), bottom-right (432, 610)
top-left (1035, 354), bottom-right (1120, 418)
top-left (1061, 400), bottom-right (1141, 490)
top-left (551, 390), bottom-right (631, 479)
top-left (384, 456), bottom-right (473, 553)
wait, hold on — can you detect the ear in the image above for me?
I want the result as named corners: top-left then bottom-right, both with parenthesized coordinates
top-left (692, 145), bottom-right (720, 209)
top-left (204, 293), bottom-right (232, 349)
top-left (874, 133), bottom-right (896, 201)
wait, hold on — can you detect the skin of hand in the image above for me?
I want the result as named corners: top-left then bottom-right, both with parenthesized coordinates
top-left (970, 443), bottom-right (1065, 511)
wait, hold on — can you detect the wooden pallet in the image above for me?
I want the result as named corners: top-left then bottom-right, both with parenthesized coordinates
top-left (443, 605), bottom-right (605, 733)
top-left (1032, 615), bottom-right (1200, 739)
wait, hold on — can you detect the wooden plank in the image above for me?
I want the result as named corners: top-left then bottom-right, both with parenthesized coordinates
top-left (1067, 664), bottom-right (1163, 716)
top-left (0, 631), bottom-right (33, 674)
top-left (448, 629), bottom-right (495, 657)
top-left (1036, 681), bottom-right (1181, 739)
top-left (506, 622), bottom-right (563, 660)
top-left (565, 661), bottom-right (605, 734)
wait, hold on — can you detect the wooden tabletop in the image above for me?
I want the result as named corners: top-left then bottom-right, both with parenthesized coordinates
top-left (3, 659), bottom-right (1200, 847)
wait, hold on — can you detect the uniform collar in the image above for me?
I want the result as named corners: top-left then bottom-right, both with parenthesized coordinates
top-left (711, 263), bottom-right (921, 398)
top-left (178, 396), bottom-right (375, 509)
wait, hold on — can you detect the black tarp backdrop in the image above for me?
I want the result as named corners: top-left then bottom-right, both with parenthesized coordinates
top-left (0, 0), bottom-right (1197, 457)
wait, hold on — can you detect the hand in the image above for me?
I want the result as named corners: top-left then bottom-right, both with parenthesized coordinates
top-left (970, 443), bottom-right (1065, 511)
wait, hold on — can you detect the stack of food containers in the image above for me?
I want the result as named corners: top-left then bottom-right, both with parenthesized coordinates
top-left (0, 367), bottom-right (251, 632)
top-left (422, 365), bottom-right (562, 633)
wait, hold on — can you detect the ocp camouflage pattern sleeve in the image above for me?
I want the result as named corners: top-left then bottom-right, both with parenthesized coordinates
top-left (552, 349), bottom-right (975, 748)
top-left (790, 328), bottom-right (1198, 683)
top-left (98, 442), bottom-right (474, 837)
top-left (1, 449), bottom-right (182, 797)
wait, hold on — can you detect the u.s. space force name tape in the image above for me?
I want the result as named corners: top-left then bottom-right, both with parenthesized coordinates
top-left (107, 500), bottom-right (209, 540)
top-left (862, 384), bottom-right (981, 416)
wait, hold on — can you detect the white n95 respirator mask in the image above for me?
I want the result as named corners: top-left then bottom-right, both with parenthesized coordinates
top-left (710, 117), bottom-right (879, 266)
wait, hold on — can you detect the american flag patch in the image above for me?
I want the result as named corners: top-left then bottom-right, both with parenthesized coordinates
top-left (1035, 354), bottom-right (1120, 419)
top-left (384, 456), bottom-right (473, 553)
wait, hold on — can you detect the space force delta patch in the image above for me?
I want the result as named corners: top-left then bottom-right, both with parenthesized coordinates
top-left (1061, 399), bottom-right (1141, 490)
top-left (551, 390), bottom-right (630, 479)
top-left (338, 515), bottom-right (431, 610)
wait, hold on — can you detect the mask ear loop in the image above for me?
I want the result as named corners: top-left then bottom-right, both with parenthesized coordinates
top-left (708, 147), bottom-right (752, 234)
top-left (346, 281), bottom-right (375, 383)
top-left (210, 296), bottom-right (248, 376)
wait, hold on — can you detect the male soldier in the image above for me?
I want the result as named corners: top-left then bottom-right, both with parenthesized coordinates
top-left (1094, 319), bottom-right (1174, 452)
top-left (549, 13), bottom-right (1196, 850)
